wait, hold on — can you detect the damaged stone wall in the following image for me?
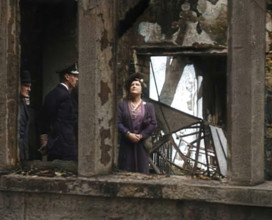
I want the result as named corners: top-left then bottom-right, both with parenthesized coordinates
top-left (117, 0), bottom-right (266, 183)
top-left (0, 0), bottom-right (20, 169)
top-left (265, 6), bottom-right (272, 179)
top-left (1, 190), bottom-right (272, 219)
top-left (116, 1), bottom-right (228, 134)
top-left (117, 0), bottom-right (227, 99)
top-left (1, 173), bottom-right (272, 219)
top-left (265, 55), bottom-right (272, 179)
top-left (78, 0), bottom-right (116, 175)
top-left (0, 0), bottom-right (270, 219)
top-left (137, 0), bottom-right (227, 46)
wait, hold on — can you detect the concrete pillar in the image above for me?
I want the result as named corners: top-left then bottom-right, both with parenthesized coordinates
top-left (0, 0), bottom-right (20, 170)
top-left (228, 0), bottom-right (266, 185)
top-left (78, 0), bottom-right (116, 176)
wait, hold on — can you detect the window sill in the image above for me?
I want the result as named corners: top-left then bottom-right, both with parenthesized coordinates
top-left (1, 172), bottom-right (272, 207)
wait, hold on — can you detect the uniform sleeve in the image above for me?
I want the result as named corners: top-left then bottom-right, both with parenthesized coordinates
top-left (39, 93), bottom-right (58, 135)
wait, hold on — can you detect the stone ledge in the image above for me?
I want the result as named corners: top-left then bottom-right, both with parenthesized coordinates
top-left (1, 172), bottom-right (272, 207)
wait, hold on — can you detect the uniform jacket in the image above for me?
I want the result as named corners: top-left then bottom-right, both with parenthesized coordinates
top-left (40, 84), bottom-right (78, 160)
top-left (19, 98), bottom-right (30, 160)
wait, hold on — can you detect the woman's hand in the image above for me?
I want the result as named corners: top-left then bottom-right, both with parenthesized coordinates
top-left (127, 132), bottom-right (142, 143)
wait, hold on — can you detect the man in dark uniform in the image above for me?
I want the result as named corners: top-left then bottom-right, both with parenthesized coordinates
top-left (39, 64), bottom-right (79, 161)
top-left (19, 70), bottom-right (32, 161)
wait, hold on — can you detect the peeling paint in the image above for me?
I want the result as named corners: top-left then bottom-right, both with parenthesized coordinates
top-left (97, 13), bottom-right (109, 51)
top-left (267, 12), bottom-right (272, 51)
top-left (100, 29), bottom-right (109, 51)
top-left (100, 127), bottom-right (112, 166)
top-left (80, 0), bottom-right (98, 11)
top-left (98, 80), bottom-right (111, 105)
top-left (118, 0), bottom-right (149, 37)
top-left (182, 21), bottom-right (214, 46)
top-left (100, 182), bottom-right (119, 197)
top-left (6, 0), bottom-right (19, 166)
top-left (137, 0), bottom-right (227, 46)
top-left (265, 55), bottom-right (272, 178)
top-left (138, 22), bottom-right (164, 43)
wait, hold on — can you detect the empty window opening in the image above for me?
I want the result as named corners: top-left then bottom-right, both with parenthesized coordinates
top-left (147, 55), bottom-right (227, 178)
top-left (150, 56), bottom-right (200, 117)
top-left (19, 0), bottom-right (78, 164)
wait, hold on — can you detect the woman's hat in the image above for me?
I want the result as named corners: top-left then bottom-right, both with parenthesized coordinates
top-left (125, 72), bottom-right (144, 92)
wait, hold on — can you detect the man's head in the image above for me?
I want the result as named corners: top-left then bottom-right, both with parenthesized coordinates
top-left (57, 63), bottom-right (79, 90)
top-left (20, 70), bottom-right (31, 98)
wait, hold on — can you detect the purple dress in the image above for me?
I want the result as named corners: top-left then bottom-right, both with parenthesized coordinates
top-left (117, 100), bottom-right (157, 173)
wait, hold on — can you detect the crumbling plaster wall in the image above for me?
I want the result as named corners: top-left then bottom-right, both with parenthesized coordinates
top-left (0, 1), bottom-right (270, 219)
top-left (1, 174), bottom-right (272, 219)
top-left (117, 0), bottom-right (267, 184)
top-left (265, 6), bottom-right (272, 179)
top-left (137, 0), bottom-right (227, 46)
top-left (117, 0), bottom-right (227, 99)
top-left (78, 0), bottom-right (116, 175)
top-left (1, 191), bottom-right (272, 220)
top-left (0, 0), bottom-right (20, 169)
top-left (265, 54), bottom-right (272, 179)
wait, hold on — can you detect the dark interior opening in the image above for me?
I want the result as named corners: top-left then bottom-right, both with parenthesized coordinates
top-left (20, 0), bottom-right (78, 160)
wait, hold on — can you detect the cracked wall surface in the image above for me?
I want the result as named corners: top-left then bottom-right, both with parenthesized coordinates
top-left (1, 174), bottom-right (272, 219)
top-left (78, 0), bottom-right (115, 175)
top-left (116, 0), bottom-right (228, 102)
top-left (136, 0), bottom-right (227, 46)
top-left (0, 0), bottom-right (20, 169)
top-left (0, 0), bottom-right (269, 219)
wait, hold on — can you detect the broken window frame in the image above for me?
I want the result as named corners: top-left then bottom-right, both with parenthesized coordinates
top-left (0, 0), bottom-right (266, 186)
top-left (132, 46), bottom-right (228, 177)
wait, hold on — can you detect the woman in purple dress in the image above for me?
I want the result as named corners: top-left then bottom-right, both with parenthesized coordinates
top-left (117, 73), bottom-right (157, 174)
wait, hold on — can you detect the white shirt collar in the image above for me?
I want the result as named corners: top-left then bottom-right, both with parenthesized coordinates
top-left (60, 83), bottom-right (69, 91)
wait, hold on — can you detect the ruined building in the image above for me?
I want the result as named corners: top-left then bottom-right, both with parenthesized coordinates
top-left (1, 0), bottom-right (272, 219)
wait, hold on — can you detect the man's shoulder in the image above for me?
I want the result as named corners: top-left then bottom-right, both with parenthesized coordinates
top-left (45, 84), bottom-right (68, 100)
top-left (49, 84), bottom-right (68, 94)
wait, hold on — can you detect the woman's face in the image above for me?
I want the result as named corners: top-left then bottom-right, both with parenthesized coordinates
top-left (129, 80), bottom-right (142, 96)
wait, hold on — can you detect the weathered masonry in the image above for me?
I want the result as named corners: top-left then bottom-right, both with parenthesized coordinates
top-left (1, 0), bottom-right (272, 219)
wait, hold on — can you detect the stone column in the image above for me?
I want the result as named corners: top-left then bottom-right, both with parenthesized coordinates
top-left (228, 0), bottom-right (266, 185)
top-left (0, 0), bottom-right (20, 170)
top-left (78, 0), bottom-right (116, 176)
